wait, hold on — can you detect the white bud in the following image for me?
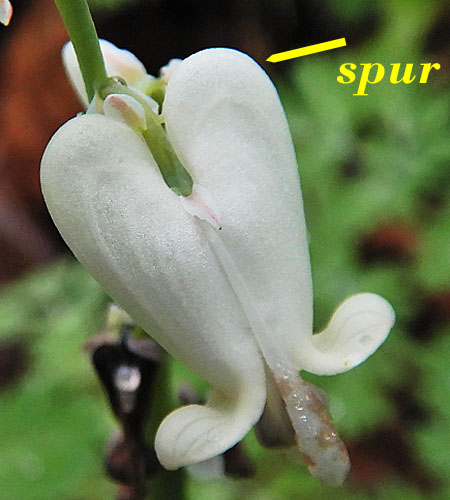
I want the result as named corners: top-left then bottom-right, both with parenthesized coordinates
top-left (0, 0), bottom-right (13, 26)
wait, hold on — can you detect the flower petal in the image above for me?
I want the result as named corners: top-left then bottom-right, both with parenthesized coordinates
top-left (299, 293), bottom-right (395, 375)
top-left (155, 387), bottom-right (263, 469)
top-left (62, 42), bottom-right (90, 107)
top-left (164, 48), bottom-right (313, 366)
top-left (40, 113), bottom-right (266, 466)
top-left (99, 39), bottom-right (149, 87)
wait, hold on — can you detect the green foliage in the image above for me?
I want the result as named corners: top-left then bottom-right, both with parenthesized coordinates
top-left (274, 0), bottom-right (450, 496)
top-left (0, 262), bottom-right (115, 500)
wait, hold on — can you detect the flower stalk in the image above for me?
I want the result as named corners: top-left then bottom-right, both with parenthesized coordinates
top-left (54, 0), bottom-right (107, 101)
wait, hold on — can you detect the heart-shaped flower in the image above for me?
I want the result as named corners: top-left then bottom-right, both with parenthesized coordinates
top-left (40, 41), bottom-right (395, 486)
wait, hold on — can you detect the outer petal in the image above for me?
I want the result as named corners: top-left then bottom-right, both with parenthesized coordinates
top-left (164, 48), bottom-right (313, 367)
top-left (62, 40), bottom-right (151, 107)
top-left (164, 50), bottom-right (394, 376)
top-left (40, 114), bottom-right (266, 468)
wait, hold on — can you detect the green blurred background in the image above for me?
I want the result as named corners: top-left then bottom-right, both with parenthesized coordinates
top-left (0, 0), bottom-right (449, 498)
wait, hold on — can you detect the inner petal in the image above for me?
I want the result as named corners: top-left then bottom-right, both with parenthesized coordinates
top-left (198, 221), bottom-right (350, 486)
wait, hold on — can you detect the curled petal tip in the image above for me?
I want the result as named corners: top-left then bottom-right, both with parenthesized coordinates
top-left (301, 293), bottom-right (395, 376)
top-left (155, 388), bottom-right (265, 470)
top-left (0, 0), bottom-right (12, 26)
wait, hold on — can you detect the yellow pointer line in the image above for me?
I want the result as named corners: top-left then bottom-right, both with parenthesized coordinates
top-left (266, 38), bottom-right (347, 63)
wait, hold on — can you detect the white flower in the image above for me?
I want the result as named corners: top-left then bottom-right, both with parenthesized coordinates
top-left (40, 43), bottom-right (395, 486)
top-left (0, 0), bottom-right (13, 26)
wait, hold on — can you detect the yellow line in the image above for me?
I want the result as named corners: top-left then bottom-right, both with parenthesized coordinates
top-left (266, 38), bottom-right (347, 63)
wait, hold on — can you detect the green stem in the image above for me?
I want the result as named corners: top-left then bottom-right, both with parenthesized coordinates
top-left (100, 80), bottom-right (194, 197)
top-left (54, 0), bottom-right (193, 197)
top-left (145, 359), bottom-right (186, 500)
top-left (144, 79), bottom-right (166, 110)
top-left (54, 0), bottom-right (108, 101)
